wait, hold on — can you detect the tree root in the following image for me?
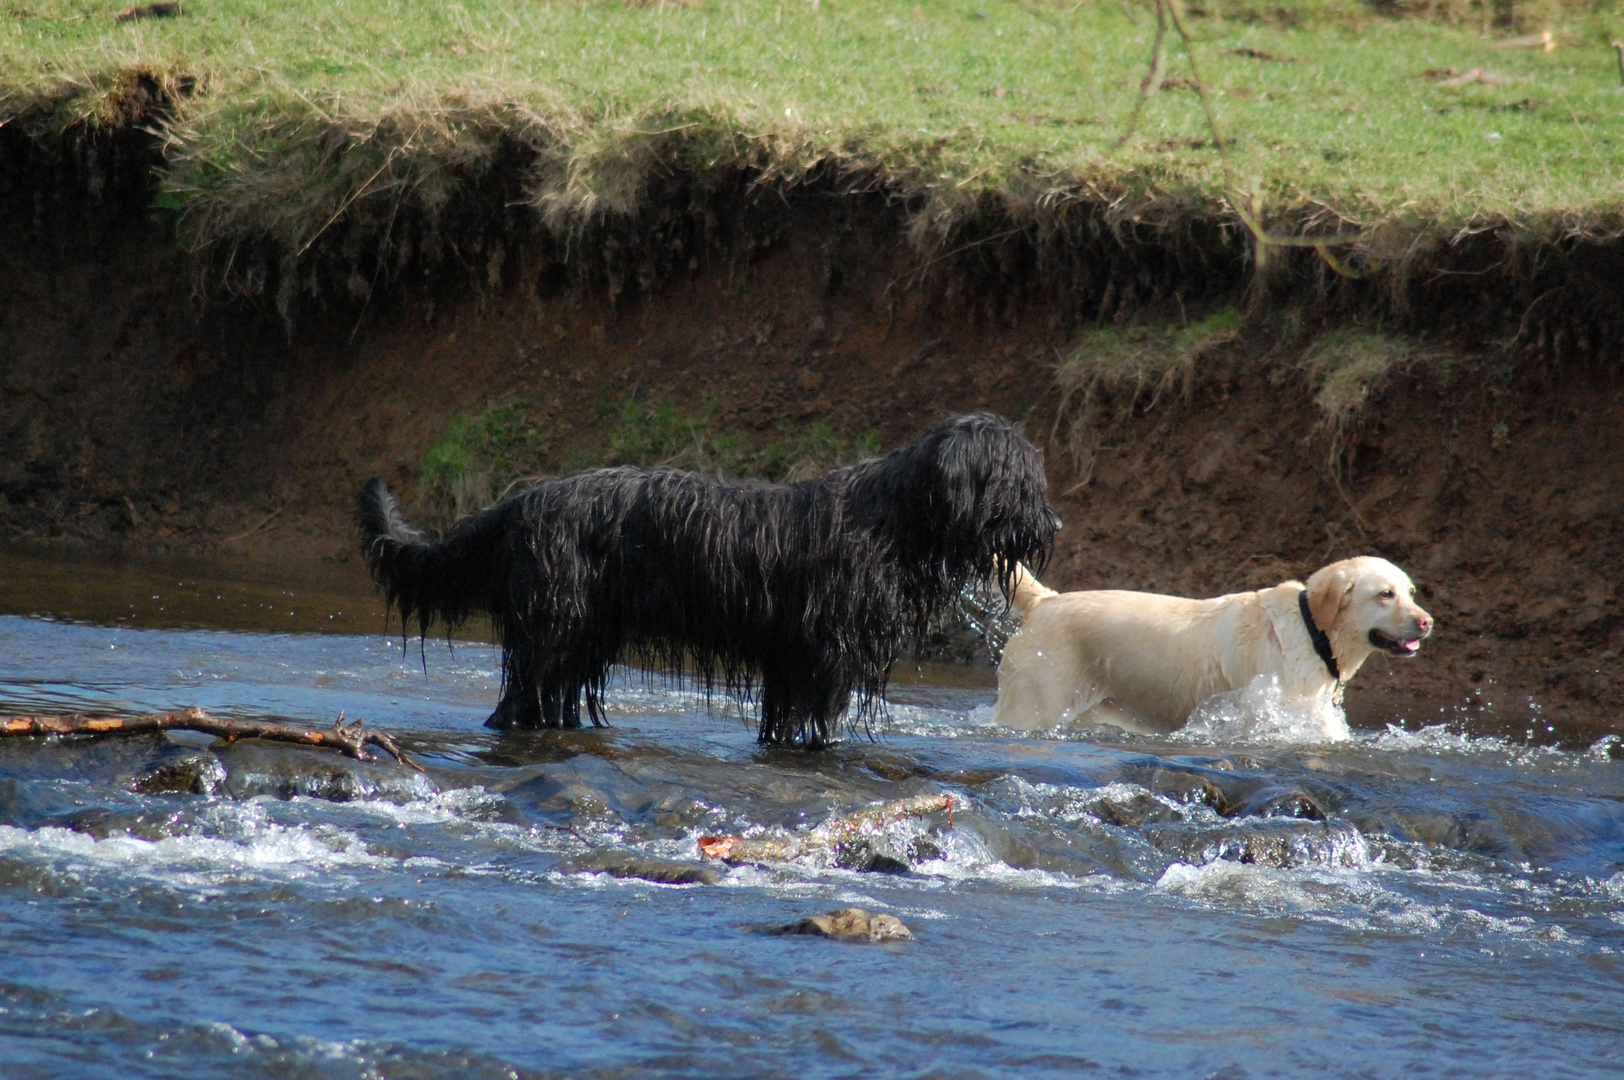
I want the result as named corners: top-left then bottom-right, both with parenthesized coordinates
top-left (0, 707), bottom-right (422, 770)
top-left (699, 793), bottom-right (955, 863)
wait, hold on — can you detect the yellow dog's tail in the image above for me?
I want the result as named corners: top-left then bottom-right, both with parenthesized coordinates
top-left (996, 560), bottom-right (1058, 616)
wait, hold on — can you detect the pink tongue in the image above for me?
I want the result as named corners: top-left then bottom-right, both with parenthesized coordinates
top-left (1402, 640), bottom-right (1420, 653)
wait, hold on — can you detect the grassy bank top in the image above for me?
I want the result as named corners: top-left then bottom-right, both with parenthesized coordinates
top-left (6, 0), bottom-right (1624, 248)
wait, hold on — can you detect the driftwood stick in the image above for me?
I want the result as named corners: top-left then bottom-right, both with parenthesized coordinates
top-left (0, 707), bottom-right (423, 770)
top-left (699, 793), bottom-right (955, 863)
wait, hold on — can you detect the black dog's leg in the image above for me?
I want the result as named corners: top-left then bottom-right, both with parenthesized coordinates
top-left (487, 690), bottom-right (543, 729)
top-left (486, 646), bottom-right (544, 730)
top-left (801, 671), bottom-right (854, 749)
top-left (489, 649), bottom-right (606, 731)
top-left (534, 649), bottom-right (619, 728)
top-left (539, 673), bottom-right (583, 729)
top-left (759, 662), bottom-right (851, 749)
top-left (548, 656), bottom-right (617, 729)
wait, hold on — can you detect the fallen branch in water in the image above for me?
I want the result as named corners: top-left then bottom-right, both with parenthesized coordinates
top-left (0, 707), bottom-right (422, 770)
top-left (699, 793), bottom-right (955, 863)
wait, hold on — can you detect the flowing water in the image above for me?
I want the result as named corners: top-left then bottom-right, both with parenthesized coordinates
top-left (1, 548), bottom-right (1621, 1079)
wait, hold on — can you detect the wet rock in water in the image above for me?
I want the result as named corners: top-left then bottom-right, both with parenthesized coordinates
top-left (219, 743), bottom-right (435, 803)
top-left (1249, 789), bottom-right (1327, 821)
top-left (57, 807), bottom-right (194, 842)
top-left (131, 751), bottom-right (226, 796)
top-left (832, 839), bottom-right (912, 874)
top-left (1087, 791), bottom-right (1182, 827)
top-left (649, 794), bottom-right (714, 828)
top-left (504, 757), bottom-right (640, 827)
top-left (1138, 767), bottom-right (1238, 816)
top-left (232, 761), bottom-right (375, 802)
top-left (1389, 808), bottom-right (1516, 859)
top-left (563, 850), bottom-right (721, 886)
top-left (1143, 819), bottom-right (1367, 869)
top-left (906, 834), bottom-right (945, 863)
top-left (775, 907), bottom-right (914, 942)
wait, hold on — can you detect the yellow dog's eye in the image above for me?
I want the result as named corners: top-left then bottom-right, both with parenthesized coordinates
top-left (1379, 589), bottom-right (1395, 599)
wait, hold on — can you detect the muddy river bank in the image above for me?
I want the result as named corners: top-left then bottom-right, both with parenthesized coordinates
top-left (5, 185), bottom-right (1622, 746)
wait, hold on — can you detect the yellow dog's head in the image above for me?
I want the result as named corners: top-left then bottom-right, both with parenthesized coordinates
top-left (1305, 556), bottom-right (1434, 670)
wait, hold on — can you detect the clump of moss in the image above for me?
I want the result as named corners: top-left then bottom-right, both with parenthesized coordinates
top-left (421, 396), bottom-right (882, 524)
top-left (604, 396), bottom-right (879, 479)
top-left (419, 404), bottom-right (542, 520)
top-left (1298, 326), bottom-right (1429, 467)
top-left (1302, 328), bottom-right (1415, 422)
top-left (1055, 306), bottom-right (1241, 476)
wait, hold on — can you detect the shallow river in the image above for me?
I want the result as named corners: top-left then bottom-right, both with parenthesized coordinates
top-left (0, 550), bottom-right (1621, 1078)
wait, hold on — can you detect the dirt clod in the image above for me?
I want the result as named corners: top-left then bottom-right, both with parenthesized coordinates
top-left (115, 2), bottom-right (183, 21)
top-left (776, 908), bottom-right (914, 942)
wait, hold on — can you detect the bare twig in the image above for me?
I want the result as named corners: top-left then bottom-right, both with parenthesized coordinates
top-left (1111, 0), bottom-right (1368, 270)
top-left (1, 707), bottom-right (423, 770)
top-left (1111, 0), bottom-right (1170, 150)
top-left (222, 505), bottom-right (283, 542)
top-left (699, 794), bottom-right (954, 862)
top-left (1488, 31), bottom-right (1553, 52)
top-left (1229, 46), bottom-right (1299, 63)
top-left (1163, 0), bottom-right (1224, 157)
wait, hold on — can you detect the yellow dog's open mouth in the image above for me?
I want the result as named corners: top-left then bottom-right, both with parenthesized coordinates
top-left (1369, 628), bottom-right (1424, 657)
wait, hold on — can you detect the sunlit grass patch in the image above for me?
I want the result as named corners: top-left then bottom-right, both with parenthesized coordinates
top-left (1298, 326), bottom-right (1429, 465)
top-left (1055, 305), bottom-right (1241, 472)
top-left (6, 0), bottom-right (1624, 263)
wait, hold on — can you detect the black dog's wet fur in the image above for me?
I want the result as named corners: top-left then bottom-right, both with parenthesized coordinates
top-left (357, 413), bottom-right (1059, 747)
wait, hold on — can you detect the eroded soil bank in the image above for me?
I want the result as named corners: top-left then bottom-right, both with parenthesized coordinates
top-left (3, 177), bottom-right (1620, 744)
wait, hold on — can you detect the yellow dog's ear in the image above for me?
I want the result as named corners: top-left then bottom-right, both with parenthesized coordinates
top-left (1307, 566), bottom-right (1355, 634)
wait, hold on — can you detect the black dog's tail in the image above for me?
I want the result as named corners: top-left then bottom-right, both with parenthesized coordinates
top-left (357, 478), bottom-right (507, 640)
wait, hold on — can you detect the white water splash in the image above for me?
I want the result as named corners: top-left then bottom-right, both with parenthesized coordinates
top-left (0, 813), bottom-right (394, 891)
top-left (1179, 673), bottom-right (1349, 744)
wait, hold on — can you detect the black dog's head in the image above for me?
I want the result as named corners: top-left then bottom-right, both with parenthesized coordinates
top-left (844, 412), bottom-right (1061, 592)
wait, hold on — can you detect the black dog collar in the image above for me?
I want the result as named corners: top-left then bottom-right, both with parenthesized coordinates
top-left (1298, 589), bottom-right (1340, 682)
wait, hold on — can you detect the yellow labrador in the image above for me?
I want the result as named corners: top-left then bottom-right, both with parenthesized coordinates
top-left (993, 557), bottom-right (1433, 734)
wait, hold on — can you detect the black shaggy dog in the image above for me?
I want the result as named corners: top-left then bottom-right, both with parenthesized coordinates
top-left (358, 412), bottom-right (1060, 747)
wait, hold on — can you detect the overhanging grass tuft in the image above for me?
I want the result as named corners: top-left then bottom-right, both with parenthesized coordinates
top-left (599, 396), bottom-right (883, 481)
top-left (1055, 305), bottom-right (1241, 475)
top-left (1053, 315), bottom-right (1465, 482)
top-left (1303, 327), bottom-right (1414, 421)
top-left (8, 0), bottom-right (1624, 253)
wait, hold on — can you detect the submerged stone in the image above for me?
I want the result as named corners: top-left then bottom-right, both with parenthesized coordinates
top-left (58, 806), bottom-right (194, 842)
top-left (217, 743), bottom-right (435, 803)
top-left (1251, 790), bottom-right (1327, 821)
top-left (1087, 791), bottom-right (1182, 827)
top-left (131, 751), bottom-right (226, 796)
top-left (563, 850), bottom-right (721, 886)
top-left (775, 907), bottom-right (914, 942)
top-left (832, 839), bottom-right (913, 874)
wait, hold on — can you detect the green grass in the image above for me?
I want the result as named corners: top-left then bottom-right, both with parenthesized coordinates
top-left (1055, 314), bottom-right (1468, 478)
top-left (602, 396), bottom-right (881, 476)
top-left (6, 0), bottom-right (1624, 255)
top-left (419, 403), bottom-right (540, 518)
top-left (418, 396), bottom-right (881, 521)
top-left (1055, 303), bottom-right (1240, 450)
